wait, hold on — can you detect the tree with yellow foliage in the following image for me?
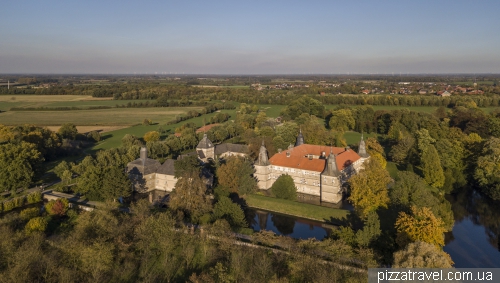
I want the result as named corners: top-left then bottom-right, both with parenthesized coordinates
top-left (143, 131), bottom-right (160, 142)
top-left (395, 206), bottom-right (446, 248)
top-left (348, 158), bottom-right (391, 217)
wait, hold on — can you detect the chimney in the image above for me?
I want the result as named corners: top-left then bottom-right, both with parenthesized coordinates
top-left (321, 151), bottom-right (326, 158)
top-left (286, 151), bottom-right (290, 157)
top-left (140, 147), bottom-right (147, 165)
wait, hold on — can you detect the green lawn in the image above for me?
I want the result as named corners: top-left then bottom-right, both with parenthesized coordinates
top-left (245, 194), bottom-right (349, 224)
top-left (344, 131), bottom-right (378, 146)
top-left (259, 104), bottom-right (285, 118)
top-left (386, 162), bottom-right (400, 179)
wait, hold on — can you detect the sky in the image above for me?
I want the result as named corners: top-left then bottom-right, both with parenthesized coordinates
top-left (1, 0), bottom-right (500, 74)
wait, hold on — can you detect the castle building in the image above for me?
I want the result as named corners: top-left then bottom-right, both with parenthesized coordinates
top-left (255, 134), bottom-right (369, 203)
top-left (127, 135), bottom-right (248, 201)
top-left (127, 130), bottom-right (368, 204)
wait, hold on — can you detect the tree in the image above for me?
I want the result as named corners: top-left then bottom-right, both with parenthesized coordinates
top-left (355, 211), bottom-right (381, 247)
top-left (420, 145), bottom-right (445, 190)
top-left (20, 207), bottom-right (40, 221)
top-left (328, 109), bottom-right (355, 132)
top-left (102, 167), bottom-right (132, 201)
top-left (474, 137), bottom-right (500, 200)
top-left (45, 198), bottom-right (69, 216)
top-left (390, 171), bottom-right (454, 231)
top-left (54, 161), bottom-right (70, 179)
top-left (0, 142), bottom-right (43, 192)
top-left (348, 159), bottom-right (391, 216)
top-left (216, 156), bottom-right (257, 196)
top-left (169, 171), bottom-right (212, 223)
top-left (174, 155), bottom-right (201, 178)
top-left (270, 175), bottom-right (297, 200)
top-left (301, 116), bottom-right (329, 145)
top-left (87, 131), bottom-right (101, 142)
top-left (280, 96), bottom-right (325, 120)
top-left (25, 217), bottom-right (48, 234)
top-left (213, 196), bottom-right (247, 228)
top-left (395, 206), bottom-right (446, 248)
top-left (143, 131), bottom-right (160, 142)
top-left (389, 135), bottom-right (415, 164)
top-left (365, 137), bottom-right (385, 157)
top-left (58, 123), bottom-right (78, 140)
top-left (393, 241), bottom-right (453, 268)
top-left (122, 134), bottom-right (140, 148)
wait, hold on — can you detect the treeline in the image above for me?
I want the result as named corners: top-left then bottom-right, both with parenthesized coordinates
top-left (166, 102), bottom-right (236, 125)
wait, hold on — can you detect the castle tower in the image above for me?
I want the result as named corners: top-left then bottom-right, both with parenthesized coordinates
top-left (358, 133), bottom-right (370, 158)
top-left (320, 149), bottom-right (342, 203)
top-left (256, 140), bottom-right (270, 166)
top-left (295, 129), bottom-right (304, 146)
top-left (254, 141), bottom-right (271, 189)
top-left (196, 133), bottom-right (215, 161)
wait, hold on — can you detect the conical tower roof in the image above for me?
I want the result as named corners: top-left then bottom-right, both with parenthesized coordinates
top-left (295, 129), bottom-right (304, 146)
top-left (197, 133), bottom-right (214, 149)
top-left (322, 149), bottom-right (341, 177)
top-left (358, 133), bottom-right (370, 158)
top-left (256, 140), bottom-right (270, 165)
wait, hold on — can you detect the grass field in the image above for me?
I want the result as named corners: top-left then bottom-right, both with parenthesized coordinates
top-left (245, 194), bottom-right (349, 223)
top-left (259, 104), bottom-right (285, 118)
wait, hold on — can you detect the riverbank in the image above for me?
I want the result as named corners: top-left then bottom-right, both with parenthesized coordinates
top-left (244, 194), bottom-right (349, 224)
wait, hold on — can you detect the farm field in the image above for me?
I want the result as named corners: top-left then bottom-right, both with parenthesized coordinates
top-left (0, 95), bottom-right (154, 111)
top-left (0, 107), bottom-right (199, 126)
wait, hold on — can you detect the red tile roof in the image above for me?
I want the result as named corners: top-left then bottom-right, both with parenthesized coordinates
top-left (269, 144), bottom-right (361, 172)
top-left (196, 123), bottom-right (221, 133)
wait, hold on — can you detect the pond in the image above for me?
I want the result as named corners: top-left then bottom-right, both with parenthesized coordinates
top-left (247, 209), bottom-right (334, 240)
top-left (246, 190), bottom-right (500, 268)
top-left (443, 190), bottom-right (500, 268)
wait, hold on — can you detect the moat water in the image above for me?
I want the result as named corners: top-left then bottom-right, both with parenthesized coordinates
top-left (246, 189), bottom-right (500, 268)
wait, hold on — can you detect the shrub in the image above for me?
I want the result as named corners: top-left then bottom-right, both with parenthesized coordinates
top-left (3, 200), bottom-right (15, 212)
top-left (20, 207), bottom-right (40, 221)
top-left (27, 191), bottom-right (42, 204)
top-left (45, 198), bottom-right (69, 216)
top-left (25, 217), bottom-right (49, 234)
top-left (212, 196), bottom-right (247, 228)
top-left (143, 118), bottom-right (152, 125)
top-left (271, 175), bottom-right (297, 200)
top-left (13, 196), bottom-right (26, 208)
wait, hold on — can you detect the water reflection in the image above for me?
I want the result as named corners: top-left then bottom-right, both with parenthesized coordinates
top-left (247, 209), bottom-right (331, 240)
top-left (444, 189), bottom-right (500, 267)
